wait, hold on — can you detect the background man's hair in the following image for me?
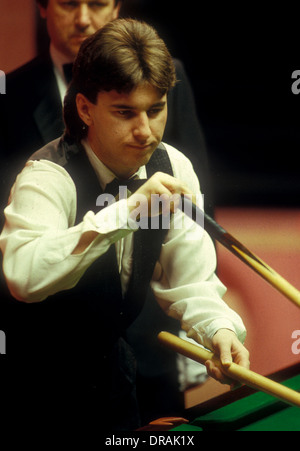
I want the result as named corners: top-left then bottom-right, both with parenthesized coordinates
top-left (63, 18), bottom-right (177, 141)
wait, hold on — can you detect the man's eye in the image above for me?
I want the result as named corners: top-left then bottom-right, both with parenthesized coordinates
top-left (148, 108), bottom-right (163, 117)
top-left (117, 110), bottom-right (133, 117)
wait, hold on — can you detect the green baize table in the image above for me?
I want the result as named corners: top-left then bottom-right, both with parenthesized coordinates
top-left (173, 365), bottom-right (300, 432)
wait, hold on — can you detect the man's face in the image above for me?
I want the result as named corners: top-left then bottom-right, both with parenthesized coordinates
top-left (77, 84), bottom-right (168, 179)
top-left (39, 0), bottom-right (121, 60)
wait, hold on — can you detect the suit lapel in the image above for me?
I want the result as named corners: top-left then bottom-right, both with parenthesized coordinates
top-left (33, 55), bottom-right (65, 145)
top-left (34, 96), bottom-right (65, 145)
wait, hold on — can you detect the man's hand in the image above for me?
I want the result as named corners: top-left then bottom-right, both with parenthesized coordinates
top-left (205, 329), bottom-right (250, 389)
top-left (128, 172), bottom-right (192, 218)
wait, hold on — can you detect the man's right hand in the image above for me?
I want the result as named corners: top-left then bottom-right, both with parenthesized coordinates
top-left (128, 172), bottom-right (192, 218)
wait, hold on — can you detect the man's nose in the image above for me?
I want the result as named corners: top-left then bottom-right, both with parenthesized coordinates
top-left (75, 4), bottom-right (92, 29)
top-left (132, 113), bottom-right (152, 141)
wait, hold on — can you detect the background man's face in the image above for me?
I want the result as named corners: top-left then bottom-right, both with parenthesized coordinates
top-left (39, 0), bottom-right (121, 60)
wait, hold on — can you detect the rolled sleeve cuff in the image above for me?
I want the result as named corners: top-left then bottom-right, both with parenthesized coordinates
top-left (188, 318), bottom-right (247, 350)
top-left (82, 199), bottom-right (139, 237)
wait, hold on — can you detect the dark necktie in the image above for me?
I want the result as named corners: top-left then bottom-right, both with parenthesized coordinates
top-left (105, 177), bottom-right (146, 198)
top-left (104, 177), bottom-right (148, 314)
top-left (63, 63), bottom-right (74, 84)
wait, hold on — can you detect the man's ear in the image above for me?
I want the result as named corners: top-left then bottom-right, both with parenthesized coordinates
top-left (76, 93), bottom-right (94, 127)
top-left (113, 2), bottom-right (122, 20)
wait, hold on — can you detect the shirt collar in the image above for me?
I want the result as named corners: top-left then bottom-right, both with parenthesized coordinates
top-left (81, 139), bottom-right (147, 191)
top-left (50, 44), bottom-right (74, 101)
top-left (50, 43), bottom-right (73, 81)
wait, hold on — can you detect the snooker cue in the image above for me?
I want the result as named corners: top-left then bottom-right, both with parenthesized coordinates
top-left (180, 197), bottom-right (300, 309)
top-left (158, 331), bottom-right (300, 408)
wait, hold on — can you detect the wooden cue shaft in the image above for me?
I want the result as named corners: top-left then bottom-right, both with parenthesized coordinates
top-left (158, 332), bottom-right (300, 408)
top-left (180, 197), bottom-right (300, 309)
top-left (231, 245), bottom-right (300, 308)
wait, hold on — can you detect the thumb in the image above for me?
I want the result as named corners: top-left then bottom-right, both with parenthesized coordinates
top-left (218, 345), bottom-right (233, 368)
top-left (221, 354), bottom-right (232, 368)
top-left (212, 329), bottom-right (236, 368)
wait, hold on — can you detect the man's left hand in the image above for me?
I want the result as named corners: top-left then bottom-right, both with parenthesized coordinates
top-left (205, 329), bottom-right (250, 389)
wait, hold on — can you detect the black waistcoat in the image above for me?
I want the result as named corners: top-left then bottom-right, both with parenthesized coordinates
top-left (24, 137), bottom-right (174, 363)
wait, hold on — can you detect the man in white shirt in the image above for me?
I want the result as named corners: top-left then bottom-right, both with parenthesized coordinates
top-left (0, 0), bottom-right (213, 426)
top-left (0, 19), bottom-right (249, 430)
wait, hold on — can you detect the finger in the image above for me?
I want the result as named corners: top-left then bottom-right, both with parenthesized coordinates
top-left (205, 361), bottom-right (233, 385)
top-left (159, 193), bottom-right (182, 215)
top-left (151, 172), bottom-right (192, 196)
top-left (220, 352), bottom-right (233, 368)
top-left (234, 350), bottom-right (250, 369)
top-left (231, 343), bottom-right (250, 369)
top-left (216, 343), bottom-right (233, 368)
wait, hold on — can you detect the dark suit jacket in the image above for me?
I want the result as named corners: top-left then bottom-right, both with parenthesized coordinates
top-left (0, 53), bottom-right (64, 211)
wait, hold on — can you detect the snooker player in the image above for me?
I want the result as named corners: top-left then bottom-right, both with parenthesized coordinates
top-left (0, 1), bottom-right (213, 421)
top-left (0, 0), bottom-right (213, 422)
top-left (0, 19), bottom-right (249, 430)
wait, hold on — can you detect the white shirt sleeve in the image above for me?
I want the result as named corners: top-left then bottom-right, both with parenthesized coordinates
top-left (0, 147), bottom-right (247, 349)
top-left (151, 144), bottom-right (246, 349)
top-left (0, 160), bottom-right (137, 302)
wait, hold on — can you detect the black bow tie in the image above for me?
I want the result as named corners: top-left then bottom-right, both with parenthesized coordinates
top-left (63, 63), bottom-right (74, 84)
top-left (105, 178), bottom-right (146, 198)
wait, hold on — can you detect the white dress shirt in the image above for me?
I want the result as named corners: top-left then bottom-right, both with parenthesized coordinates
top-left (50, 43), bottom-right (71, 102)
top-left (0, 140), bottom-right (246, 350)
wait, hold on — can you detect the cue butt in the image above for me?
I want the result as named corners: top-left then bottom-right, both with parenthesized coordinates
top-left (158, 331), bottom-right (300, 409)
top-left (180, 197), bottom-right (300, 309)
top-left (232, 245), bottom-right (300, 309)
